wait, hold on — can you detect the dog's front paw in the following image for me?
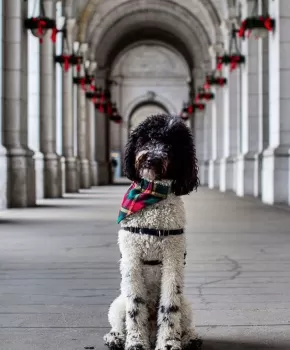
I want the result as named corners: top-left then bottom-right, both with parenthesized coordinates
top-left (104, 331), bottom-right (125, 350)
top-left (126, 338), bottom-right (149, 350)
top-left (156, 339), bottom-right (182, 350)
top-left (126, 345), bottom-right (146, 350)
top-left (182, 338), bottom-right (203, 350)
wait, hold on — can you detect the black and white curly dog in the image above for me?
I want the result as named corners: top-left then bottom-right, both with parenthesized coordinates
top-left (104, 114), bottom-right (201, 350)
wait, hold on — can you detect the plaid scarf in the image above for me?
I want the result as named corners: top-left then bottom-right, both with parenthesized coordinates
top-left (117, 179), bottom-right (171, 224)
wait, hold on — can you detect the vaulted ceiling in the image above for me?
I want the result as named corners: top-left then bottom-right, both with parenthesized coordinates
top-left (62, 0), bottom-right (237, 74)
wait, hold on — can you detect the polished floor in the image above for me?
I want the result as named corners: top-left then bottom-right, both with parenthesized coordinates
top-left (0, 185), bottom-right (290, 349)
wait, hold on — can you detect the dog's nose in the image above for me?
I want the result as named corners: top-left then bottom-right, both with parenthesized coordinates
top-left (147, 156), bottom-right (161, 166)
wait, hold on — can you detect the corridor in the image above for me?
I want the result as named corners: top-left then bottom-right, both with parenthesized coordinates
top-left (0, 186), bottom-right (290, 350)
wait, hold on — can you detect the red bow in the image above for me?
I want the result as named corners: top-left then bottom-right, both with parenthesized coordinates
top-left (62, 55), bottom-right (70, 72)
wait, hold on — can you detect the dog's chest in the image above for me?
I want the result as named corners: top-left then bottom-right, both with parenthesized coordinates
top-left (120, 194), bottom-right (186, 230)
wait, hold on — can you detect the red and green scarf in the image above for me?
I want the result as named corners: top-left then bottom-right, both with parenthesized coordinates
top-left (117, 179), bottom-right (172, 224)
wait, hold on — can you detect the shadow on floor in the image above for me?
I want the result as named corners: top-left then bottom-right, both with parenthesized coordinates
top-left (203, 339), bottom-right (289, 350)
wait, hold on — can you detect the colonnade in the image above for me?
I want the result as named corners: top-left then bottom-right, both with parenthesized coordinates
top-left (0, 0), bottom-right (110, 209)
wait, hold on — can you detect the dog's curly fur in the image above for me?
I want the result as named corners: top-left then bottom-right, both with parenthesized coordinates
top-left (104, 114), bottom-right (201, 350)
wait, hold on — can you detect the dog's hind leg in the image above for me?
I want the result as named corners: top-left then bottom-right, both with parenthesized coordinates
top-left (104, 294), bottom-right (126, 349)
top-left (155, 237), bottom-right (185, 350)
top-left (180, 297), bottom-right (202, 350)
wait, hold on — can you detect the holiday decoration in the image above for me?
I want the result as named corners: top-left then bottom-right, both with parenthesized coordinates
top-left (180, 103), bottom-right (189, 121)
top-left (55, 54), bottom-right (83, 72)
top-left (193, 102), bottom-right (206, 111)
top-left (238, 1), bottom-right (275, 39)
top-left (195, 87), bottom-right (214, 102)
top-left (86, 87), bottom-right (102, 103)
top-left (25, 1), bottom-right (57, 44)
top-left (187, 102), bottom-right (206, 114)
top-left (55, 21), bottom-right (83, 72)
top-left (216, 25), bottom-right (245, 72)
top-left (110, 103), bottom-right (123, 124)
top-left (73, 75), bottom-right (95, 91)
top-left (204, 73), bottom-right (227, 89)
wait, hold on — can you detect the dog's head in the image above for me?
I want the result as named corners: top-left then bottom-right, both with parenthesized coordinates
top-left (124, 114), bottom-right (199, 195)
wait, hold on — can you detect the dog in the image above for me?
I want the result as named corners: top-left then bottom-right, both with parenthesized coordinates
top-left (104, 114), bottom-right (201, 350)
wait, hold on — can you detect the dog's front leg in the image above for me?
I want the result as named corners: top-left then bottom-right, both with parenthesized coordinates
top-left (156, 237), bottom-right (185, 350)
top-left (120, 254), bottom-right (150, 350)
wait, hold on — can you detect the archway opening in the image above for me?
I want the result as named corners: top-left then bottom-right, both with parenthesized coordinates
top-left (108, 42), bottom-right (190, 181)
top-left (129, 101), bottom-right (168, 133)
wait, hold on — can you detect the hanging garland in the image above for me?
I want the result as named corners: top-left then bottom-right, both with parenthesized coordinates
top-left (238, 0), bottom-right (275, 39)
top-left (94, 89), bottom-right (110, 113)
top-left (187, 102), bottom-right (206, 114)
top-left (86, 87), bottom-right (102, 103)
top-left (54, 23), bottom-right (83, 72)
top-left (73, 75), bottom-right (95, 91)
top-left (216, 25), bottom-right (245, 72)
top-left (55, 54), bottom-right (83, 72)
top-left (204, 73), bottom-right (227, 89)
top-left (110, 103), bottom-right (123, 124)
top-left (24, 0), bottom-right (58, 44)
top-left (195, 87), bottom-right (214, 102)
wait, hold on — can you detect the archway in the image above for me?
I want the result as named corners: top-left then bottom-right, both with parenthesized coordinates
top-left (129, 101), bottom-right (168, 132)
top-left (108, 42), bottom-right (190, 176)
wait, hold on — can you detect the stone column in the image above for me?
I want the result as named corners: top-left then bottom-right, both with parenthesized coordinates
top-left (95, 69), bottom-right (110, 185)
top-left (208, 93), bottom-right (217, 189)
top-left (39, 0), bottom-right (62, 198)
top-left (86, 97), bottom-right (98, 186)
top-left (2, 0), bottom-right (35, 207)
top-left (23, 0), bottom-right (36, 206)
top-left (236, 0), bottom-right (262, 198)
top-left (203, 101), bottom-right (212, 186)
top-left (0, 0), bottom-right (7, 210)
top-left (76, 43), bottom-right (90, 188)
top-left (262, 0), bottom-right (290, 205)
top-left (207, 49), bottom-right (219, 189)
top-left (193, 68), bottom-right (206, 185)
top-left (219, 22), bottom-right (240, 192)
top-left (28, 0), bottom-right (44, 201)
top-left (215, 85), bottom-right (224, 189)
top-left (62, 19), bottom-right (78, 193)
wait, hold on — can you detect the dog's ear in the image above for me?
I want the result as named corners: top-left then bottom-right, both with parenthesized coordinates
top-left (169, 121), bottom-right (199, 196)
top-left (123, 131), bottom-right (139, 181)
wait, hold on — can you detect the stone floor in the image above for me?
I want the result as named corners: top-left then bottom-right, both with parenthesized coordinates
top-left (0, 185), bottom-right (290, 350)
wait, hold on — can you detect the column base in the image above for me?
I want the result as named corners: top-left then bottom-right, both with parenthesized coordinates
top-left (97, 161), bottom-right (110, 185)
top-left (44, 153), bottom-right (63, 198)
top-left (34, 151), bottom-right (44, 200)
top-left (26, 148), bottom-right (36, 207)
top-left (65, 157), bottom-right (79, 193)
top-left (236, 152), bottom-right (261, 198)
top-left (60, 157), bottom-right (66, 195)
top-left (208, 159), bottom-right (214, 189)
top-left (0, 145), bottom-right (7, 210)
top-left (79, 158), bottom-right (91, 189)
top-left (90, 161), bottom-right (98, 186)
top-left (208, 159), bottom-right (220, 189)
top-left (6, 146), bottom-right (29, 208)
top-left (200, 160), bottom-right (209, 186)
top-left (213, 159), bottom-right (220, 188)
top-left (219, 156), bottom-right (237, 192)
top-left (262, 146), bottom-right (290, 205)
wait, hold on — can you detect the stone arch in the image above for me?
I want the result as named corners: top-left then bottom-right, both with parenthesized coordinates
top-left (83, 0), bottom-right (221, 71)
top-left (124, 93), bottom-right (177, 123)
top-left (85, 0), bottom-right (222, 44)
top-left (128, 101), bottom-right (169, 133)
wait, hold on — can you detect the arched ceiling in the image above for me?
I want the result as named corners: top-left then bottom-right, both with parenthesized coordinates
top-left (64, 0), bottom-right (235, 75)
